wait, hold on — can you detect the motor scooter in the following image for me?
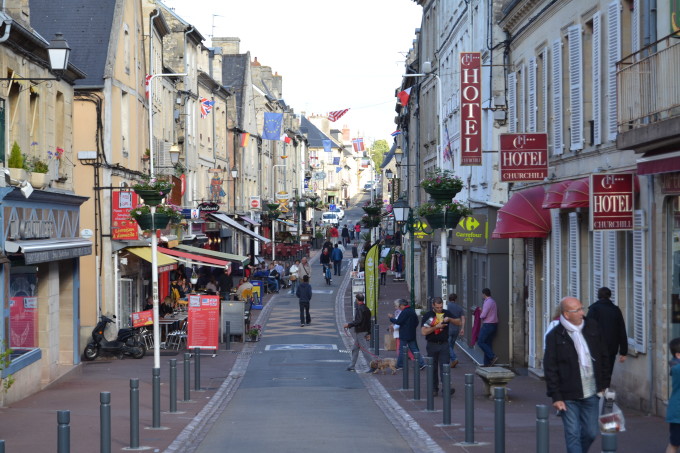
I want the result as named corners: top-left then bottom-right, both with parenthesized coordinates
top-left (83, 315), bottom-right (146, 360)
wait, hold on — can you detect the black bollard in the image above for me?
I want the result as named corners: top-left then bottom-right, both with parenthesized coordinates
top-left (442, 365), bottom-right (451, 425)
top-left (194, 347), bottom-right (201, 391)
top-left (425, 357), bottom-right (434, 411)
top-left (183, 352), bottom-right (191, 401)
top-left (413, 351), bottom-right (421, 400)
top-left (463, 373), bottom-right (475, 445)
top-left (494, 387), bottom-right (505, 453)
top-left (100, 392), bottom-right (111, 453)
top-left (225, 321), bottom-right (231, 350)
top-left (129, 378), bottom-right (140, 449)
top-left (152, 367), bottom-right (161, 428)
top-left (602, 432), bottom-right (617, 453)
top-left (373, 324), bottom-right (380, 357)
top-left (169, 359), bottom-right (177, 413)
top-left (536, 405), bottom-right (549, 453)
top-left (57, 410), bottom-right (70, 453)
top-left (401, 345), bottom-right (409, 390)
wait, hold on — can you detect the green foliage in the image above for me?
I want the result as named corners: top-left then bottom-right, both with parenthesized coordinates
top-left (369, 139), bottom-right (389, 169)
top-left (7, 142), bottom-right (24, 169)
top-left (1, 343), bottom-right (15, 392)
top-left (29, 157), bottom-right (49, 173)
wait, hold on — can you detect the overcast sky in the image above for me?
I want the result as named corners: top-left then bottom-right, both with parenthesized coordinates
top-left (164, 0), bottom-right (423, 144)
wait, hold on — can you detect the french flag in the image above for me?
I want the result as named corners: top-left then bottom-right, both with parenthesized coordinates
top-left (397, 87), bottom-right (412, 107)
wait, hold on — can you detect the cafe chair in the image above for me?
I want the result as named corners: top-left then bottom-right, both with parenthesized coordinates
top-left (166, 319), bottom-right (188, 350)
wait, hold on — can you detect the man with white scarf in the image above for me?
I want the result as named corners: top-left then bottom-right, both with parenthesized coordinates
top-left (544, 296), bottom-right (611, 453)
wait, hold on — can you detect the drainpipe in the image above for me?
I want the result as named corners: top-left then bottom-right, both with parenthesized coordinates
top-left (647, 176), bottom-right (655, 414)
top-left (184, 26), bottom-right (194, 205)
top-left (0, 13), bottom-right (12, 43)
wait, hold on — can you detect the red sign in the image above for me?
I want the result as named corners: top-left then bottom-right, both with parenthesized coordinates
top-left (112, 191), bottom-right (140, 240)
top-left (250, 196), bottom-right (261, 210)
top-left (460, 52), bottom-right (482, 166)
top-left (180, 174), bottom-right (186, 196)
top-left (188, 294), bottom-right (220, 350)
top-left (661, 173), bottom-right (680, 194)
top-left (131, 310), bottom-right (154, 328)
top-left (499, 134), bottom-right (548, 182)
top-left (590, 173), bottom-right (634, 231)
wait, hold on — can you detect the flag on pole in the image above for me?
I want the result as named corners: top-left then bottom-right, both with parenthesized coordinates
top-left (240, 132), bottom-right (250, 147)
top-left (397, 87), bottom-right (412, 107)
top-left (365, 242), bottom-right (380, 316)
top-left (145, 74), bottom-right (152, 99)
top-left (280, 134), bottom-right (291, 144)
top-left (323, 139), bottom-right (332, 152)
top-left (391, 130), bottom-right (402, 137)
top-left (443, 123), bottom-right (452, 162)
top-left (327, 108), bottom-right (349, 122)
top-left (262, 112), bottom-right (284, 140)
top-left (352, 138), bottom-right (365, 153)
top-left (200, 98), bottom-right (215, 118)
top-left (336, 167), bottom-right (342, 173)
top-left (332, 157), bottom-right (340, 165)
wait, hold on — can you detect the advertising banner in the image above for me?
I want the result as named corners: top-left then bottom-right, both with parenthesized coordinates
top-left (188, 294), bottom-right (220, 350)
top-left (499, 134), bottom-right (548, 182)
top-left (131, 310), bottom-right (154, 328)
top-left (112, 191), bottom-right (139, 240)
top-left (590, 173), bottom-right (634, 231)
top-left (460, 52), bottom-right (482, 166)
top-left (364, 242), bottom-right (380, 317)
top-left (450, 215), bottom-right (488, 247)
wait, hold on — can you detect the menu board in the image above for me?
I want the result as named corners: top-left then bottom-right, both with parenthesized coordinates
top-left (131, 310), bottom-right (154, 328)
top-left (188, 294), bottom-right (220, 350)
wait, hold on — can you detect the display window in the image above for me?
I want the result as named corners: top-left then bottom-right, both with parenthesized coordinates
top-left (8, 266), bottom-right (39, 353)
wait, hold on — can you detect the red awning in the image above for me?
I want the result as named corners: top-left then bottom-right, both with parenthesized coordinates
top-left (637, 151), bottom-right (680, 175)
top-left (492, 186), bottom-right (551, 239)
top-left (157, 246), bottom-right (229, 267)
top-left (542, 181), bottom-right (573, 209)
top-left (561, 177), bottom-right (590, 209)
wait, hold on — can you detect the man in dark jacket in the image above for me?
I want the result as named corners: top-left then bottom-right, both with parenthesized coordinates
top-left (331, 244), bottom-right (344, 276)
top-left (344, 293), bottom-right (371, 371)
top-left (421, 297), bottom-right (460, 397)
top-left (586, 286), bottom-right (627, 376)
top-left (295, 275), bottom-right (312, 326)
top-left (341, 224), bottom-right (351, 246)
top-left (544, 296), bottom-right (611, 453)
top-left (389, 299), bottom-right (425, 370)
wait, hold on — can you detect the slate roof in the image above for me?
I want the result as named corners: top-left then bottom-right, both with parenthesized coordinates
top-left (30, 0), bottom-right (116, 87)
top-left (380, 141), bottom-right (397, 168)
top-left (300, 116), bottom-right (341, 150)
top-left (221, 53), bottom-right (248, 127)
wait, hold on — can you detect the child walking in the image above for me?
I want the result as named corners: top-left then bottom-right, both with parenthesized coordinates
top-left (378, 260), bottom-right (388, 285)
top-left (667, 337), bottom-right (680, 453)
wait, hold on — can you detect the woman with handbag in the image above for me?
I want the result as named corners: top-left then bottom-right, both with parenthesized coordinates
top-left (288, 260), bottom-right (300, 295)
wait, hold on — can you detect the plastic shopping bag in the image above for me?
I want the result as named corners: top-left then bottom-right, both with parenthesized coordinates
top-left (598, 389), bottom-right (626, 433)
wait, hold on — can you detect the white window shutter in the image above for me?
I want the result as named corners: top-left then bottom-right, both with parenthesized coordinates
top-left (528, 58), bottom-right (537, 132)
top-left (527, 239), bottom-right (537, 368)
top-left (508, 71), bottom-right (517, 133)
top-left (552, 210), bottom-right (563, 305)
top-left (519, 65), bottom-right (526, 133)
top-left (568, 212), bottom-right (581, 298)
top-left (552, 39), bottom-right (564, 155)
top-left (543, 237), bottom-right (552, 334)
top-left (542, 48), bottom-right (549, 133)
top-left (607, 0), bottom-right (621, 142)
top-left (632, 0), bottom-right (640, 53)
top-left (568, 25), bottom-right (584, 151)
top-left (632, 210), bottom-right (646, 351)
top-left (606, 230), bottom-right (618, 302)
top-left (592, 12), bottom-right (602, 146)
top-left (593, 230), bottom-right (604, 298)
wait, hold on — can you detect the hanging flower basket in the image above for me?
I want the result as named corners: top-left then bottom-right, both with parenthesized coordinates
top-left (425, 188), bottom-right (462, 203)
top-left (135, 213), bottom-right (171, 231)
top-left (133, 189), bottom-right (168, 206)
top-left (421, 168), bottom-right (464, 202)
top-left (361, 214), bottom-right (382, 228)
top-left (423, 212), bottom-right (463, 229)
top-left (266, 203), bottom-right (280, 211)
top-left (362, 206), bottom-right (381, 216)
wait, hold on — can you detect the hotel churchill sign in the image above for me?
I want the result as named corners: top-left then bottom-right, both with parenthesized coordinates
top-left (590, 173), bottom-right (634, 231)
top-left (499, 134), bottom-right (548, 182)
top-left (460, 52), bottom-right (482, 166)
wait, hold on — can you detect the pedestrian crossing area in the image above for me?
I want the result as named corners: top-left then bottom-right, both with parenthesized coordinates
top-left (263, 304), bottom-right (336, 338)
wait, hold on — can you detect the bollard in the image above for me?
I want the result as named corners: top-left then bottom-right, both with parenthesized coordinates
top-left (494, 387), bottom-right (505, 453)
top-left (442, 365), bottom-right (451, 425)
top-left (464, 373), bottom-right (475, 444)
top-left (369, 320), bottom-right (375, 348)
top-left (536, 404), bottom-right (549, 453)
top-left (225, 321), bottom-right (231, 350)
top-left (401, 345), bottom-right (409, 390)
top-left (183, 352), bottom-right (191, 401)
top-left (373, 324), bottom-right (380, 357)
top-left (602, 432), bottom-right (617, 453)
top-left (129, 378), bottom-right (140, 449)
top-left (194, 347), bottom-right (201, 391)
top-left (152, 367), bottom-right (161, 428)
top-left (413, 351), bottom-right (421, 400)
top-left (57, 410), bottom-right (70, 453)
top-left (169, 359), bottom-right (178, 413)
top-left (425, 357), bottom-right (434, 411)
top-left (100, 392), bottom-right (111, 453)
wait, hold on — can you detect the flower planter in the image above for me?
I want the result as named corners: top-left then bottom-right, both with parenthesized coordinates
top-left (362, 206), bottom-right (381, 216)
top-left (361, 215), bottom-right (382, 228)
top-left (266, 203), bottom-right (280, 211)
top-left (134, 189), bottom-right (168, 206)
top-left (247, 334), bottom-right (260, 342)
top-left (135, 213), bottom-right (171, 231)
top-left (424, 187), bottom-right (462, 203)
top-left (423, 212), bottom-right (463, 229)
top-left (30, 172), bottom-right (50, 189)
top-left (8, 168), bottom-right (28, 182)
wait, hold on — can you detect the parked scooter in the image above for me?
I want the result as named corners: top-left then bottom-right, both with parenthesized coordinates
top-left (83, 315), bottom-right (146, 360)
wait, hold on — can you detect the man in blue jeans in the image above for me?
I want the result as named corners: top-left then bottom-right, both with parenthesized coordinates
top-left (544, 296), bottom-right (611, 453)
top-left (389, 299), bottom-right (425, 370)
top-left (478, 288), bottom-right (498, 366)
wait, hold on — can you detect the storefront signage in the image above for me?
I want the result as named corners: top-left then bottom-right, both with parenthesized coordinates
top-left (460, 52), bottom-right (482, 166)
top-left (198, 202), bottom-right (219, 213)
top-left (499, 134), bottom-right (548, 182)
top-left (661, 172), bottom-right (680, 194)
top-left (24, 246), bottom-right (93, 264)
top-left (112, 191), bottom-right (139, 241)
top-left (8, 219), bottom-right (55, 240)
top-left (188, 294), bottom-right (220, 350)
top-left (590, 173), bottom-right (634, 231)
top-left (249, 196), bottom-right (261, 210)
top-left (450, 215), bottom-right (488, 246)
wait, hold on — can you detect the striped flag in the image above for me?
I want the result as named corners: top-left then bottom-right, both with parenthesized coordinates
top-left (327, 108), bottom-right (349, 122)
top-left (240, 132), bottom-right (250, 147)
top-left (391, 130), bottom-right (402, 137)
top-left (397, 87), bottom-right (412, 107)
top-left (145, 74), bottom-right (152, 99)
top-left (200, 98), bottom-right (215, 118)
top-left (352, 138), bottom-right (365, 153)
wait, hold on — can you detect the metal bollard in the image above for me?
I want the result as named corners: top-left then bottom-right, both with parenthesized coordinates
top-left (602, 432), bottom-right (617, 453)
top-left (463, 374), bottom-right (475, 445)
top-left (57, 410), bottom-right (70, 453)
top-left (194, 347), bottom-right (201, 391)
top-left (169, 359), bottom-right (178, 413)
top-left (225, 321), bottom-right (231, 350)
top-left (152, 367), bottom-right (161, 428)
top-left (494, 387), bottom-right (505, 453)
top-left (442, 365), bottom-right (451, 425)
top-left (183, 352), bottom-right (191, 401)
top-left (129, 378), bottom-right (140, 449)
top-left (100, 392), bottom-right (111, 453)
top-left (373, 324), bottom-right (379, 357)
top-left (536, 405), bottom-right (549, 453)
top-left (413, 351), bottom-right (421, 400)
top-left (425, 357), bottom-right (434, 411)
top-left (401, 345), bottom-right (409, 390)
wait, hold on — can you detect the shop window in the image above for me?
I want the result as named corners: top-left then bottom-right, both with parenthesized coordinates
top-left (8, 265), bottom-right (39, 353)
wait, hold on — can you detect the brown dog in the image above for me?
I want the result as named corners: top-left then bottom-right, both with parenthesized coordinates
top-left (369, 358), bottom-right (398, 375)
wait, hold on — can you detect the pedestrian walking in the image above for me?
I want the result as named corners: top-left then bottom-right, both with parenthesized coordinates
top-left (378, 260), bottom-right (388, 285)
top-left (477, 288), bottom-right (499, 366)
top-left (667, 337), bottom-right (680, 453)
top-left (341, 224), bottom-right (351, 246)
top-left (295, 275), bottom-right (312, 327)
top-left (421, 297), bottom-right (460, 397)
top-left (544, 296), bottom-right (611, 453)
top-left (320, 247), bottom-right (332, 282)
top-left (391, 249), bottom-right (404, 280)
top-left (331, 243), bottom-right (344, 276)
top-left (586, 287), bottom-right (628, 376)
top-left (354, 222), bottom-right (361, 240)
top-left (446, 293), bottom-right (465, 368)
top-left (298, 256), bottom-right (312, 281)
top-left (288, 260), bottom-right (300, 295)
top-left (389, 299), bottom-right (425, 370)
top-left (344, 293), bottom-right (371, 372)
top-left (329, 225), bottom-right (339, 245)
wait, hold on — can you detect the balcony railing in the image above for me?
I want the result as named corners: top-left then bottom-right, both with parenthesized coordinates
top-left (618, 32), bottom-right (680, 131)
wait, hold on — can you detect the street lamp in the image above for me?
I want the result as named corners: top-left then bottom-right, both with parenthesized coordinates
top-left (392, 197), bottom-right (416, 307)
top-left (231, 166), bottom-right (238, 212)
top-left (169, 145), bottom-right (181, 165)
top-left (0, 33), bottom-right (71, 82)
top-left (385, 168), bottom-right (394, 180)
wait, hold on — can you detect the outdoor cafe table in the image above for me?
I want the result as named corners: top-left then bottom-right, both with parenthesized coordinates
top-left (158, 312), bottom-right (188, 346)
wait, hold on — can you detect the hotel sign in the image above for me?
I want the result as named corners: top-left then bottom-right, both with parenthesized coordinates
top-left (499, 134), bottom-right (548, 182)
top-left (590, 173), bottom-right (634, 231)
top-left (460, 52), bottom-right (482, 166)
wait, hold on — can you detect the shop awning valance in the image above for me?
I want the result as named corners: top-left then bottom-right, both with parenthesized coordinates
top-left (125, 247), bottom-right (177, 273)
top-left (175, 244), bottom-right (249, 265)
top-left (5, 237), bottom-right (93, 264)
top-left (492, 186), bottom-right (551, 239)
top-left (157, 246), bottom-right (229, 268)
top-left (238, 216), bottom-right (260, 226)
top-left (208, 213), bottom-right (271, 243)
top-left (561, 177), bottom-right (590, 209)
top-left (276, 219), bottom-right (296, 228)
top-left (542, 181), bottom-right (573, 209)
top-left (637, 150), bottom-right (680, 175)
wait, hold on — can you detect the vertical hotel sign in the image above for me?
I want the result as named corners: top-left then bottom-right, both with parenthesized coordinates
top-left (590, 174), bottom-right (634, 231)
top-left (460, 52), bottom-right (482, 166)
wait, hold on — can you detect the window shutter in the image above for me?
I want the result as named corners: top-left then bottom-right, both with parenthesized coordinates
top-left (632, 0), bottom-right (640, 53)
top-left (542, 48), bottom-right (549, 133)
top-left (632, 210), bottom-right (646, 351)
top-left (607, 0), bottom-right (621, 142)
top-left (592, 12), bottom-right (602, 145)
top-left (592, 230), bottom-right (604, 298)
top-left (606, 230), bottom-right (618, 302)
top-left (543, 237), bottom-right (552, 331)
top-left (528, 57), bottom-right (537, 132)
top-left (568, 212), bottom-right (580, 298)
top-left (568, 25), bottom-right (584, 151)
top-left (552, 210), bottom-right (563, 306)
top-left (552, 39), bottom-right (564, 155)
top-left (508, 71), bottom-right (517, 133)
top-left (527, 239), bottom-right (537, 368)
top-left (519, 65), bottom-right (526, 132)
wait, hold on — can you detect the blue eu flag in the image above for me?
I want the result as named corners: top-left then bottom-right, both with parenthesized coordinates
top-left (263, 112), bottom-right (283, 140)
top-left (323, 139), bottom-right (332, 152)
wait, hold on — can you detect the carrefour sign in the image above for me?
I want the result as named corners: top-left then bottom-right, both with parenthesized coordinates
top-left (451, 215), bottom-right (488, 247)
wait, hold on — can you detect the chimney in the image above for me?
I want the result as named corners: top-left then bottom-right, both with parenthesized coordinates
top-left (211, 37), bottom-right (240, 55)
top-left (251, 56), bottom-right (261, 66)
